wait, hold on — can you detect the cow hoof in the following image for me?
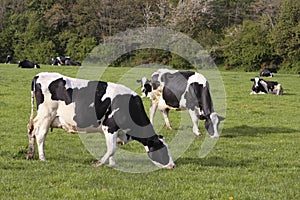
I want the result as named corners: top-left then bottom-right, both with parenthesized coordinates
top-left (166, 126), bottom-right (173, 130)
top-left (26, 154), bottom-right (34, 160)
top-left (93, 160), bottom-right (104, 167)
top-left (39, 157), bottom-right (46, 162)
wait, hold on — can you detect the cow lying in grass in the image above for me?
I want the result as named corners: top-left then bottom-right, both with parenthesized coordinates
top-left (250, 77), bottom-right (283, 95)
top-left (27, 72), bottom-right (175, 169)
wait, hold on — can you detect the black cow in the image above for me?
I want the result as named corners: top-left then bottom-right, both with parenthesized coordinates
top-left (27, 72), bottom-right (174, 169)
top-left (250, 77), bottom-right (283, 95)
top-left (18, 59), bottom-right (40, 68)
top-left (260, 68), bottom-right (278, 77)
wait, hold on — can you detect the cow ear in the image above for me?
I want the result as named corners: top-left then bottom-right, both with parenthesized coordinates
top-left (158, 135), bottom-right (164, 139)
top-left (218, 116), bottom-right (225, 121)
top-left (136, 80), bottom-right (141, 83)
top-left (250, 78), bottom-right (255, 81)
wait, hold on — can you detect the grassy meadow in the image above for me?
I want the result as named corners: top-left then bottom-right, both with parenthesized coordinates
top-left (0, 64), bottom-right (299, 199)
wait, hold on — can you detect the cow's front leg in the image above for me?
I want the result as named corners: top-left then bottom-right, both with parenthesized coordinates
top-left (188, 109), bottom-right (201, 136)
top-left (94, 127), bottom-right (118, 167)
top-left (162, 109), bottom-right (172, 130)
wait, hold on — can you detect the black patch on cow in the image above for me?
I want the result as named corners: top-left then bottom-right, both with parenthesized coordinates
top-left (109, 94), bottom-right (156, 138)
top-left (102, 106), bottom-right (119, 133)
top-left (48, 78), bottom-right (73, 104)
top-left (132, 135), bottom-right (164, 151)
top-left (185, 82), bottom-right (213, 116)
top-left (161, 71), bottom-right (195, 108)
top-left (129, 95), bottom-right (151, 127)
top-left (151, 74), bottom-right (160, 90)
top-left (72, 81), bottom-right (109, 128)
top-left (32, 76), bottom-right (44, 108)
top-left (266, 81), bottom-right (279, 92)
top-left (144, 83), bottom-right (152, 97)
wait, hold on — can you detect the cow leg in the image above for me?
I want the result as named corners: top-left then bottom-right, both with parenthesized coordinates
top-left (94, 126), bottom-right (118, 167)
top-left (162, 109), bottom-right (172, 130)
top-left (35, 123), bottom-right (51, 161)
top-left (188, 109), bottom-right (201, 136)
top-left (30, 107), bottom-right (55, 161)
top-left (149, 103), bottom-right (158, 125)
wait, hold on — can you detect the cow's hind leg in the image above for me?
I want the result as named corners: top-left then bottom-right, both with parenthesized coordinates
top-left (30, 112), bottom-right (54, 161)
top-left (162, 109), bottom-right (172, 130)
top-left (35, 123), bottom-right (50, 161)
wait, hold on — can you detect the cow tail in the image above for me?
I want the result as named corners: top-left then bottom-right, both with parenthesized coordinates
top-left (27, 77), bottom-right (36, 132)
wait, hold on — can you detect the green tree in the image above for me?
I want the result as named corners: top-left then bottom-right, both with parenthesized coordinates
top-left (221, 19), bottom-right (274, 71)
top-left (270, 0), bottom-right (300, 71)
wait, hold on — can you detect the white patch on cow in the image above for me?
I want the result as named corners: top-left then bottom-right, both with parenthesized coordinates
top-left (188, 73), bottom-right (207, 86)
top-left (274, 84), bottom-right (283, 95)
top-left (254, 77), bottom-right (260, 88)
top-left (108, 108), bottom-right (120, 119)
top-left (101, 82), bottom-right (137, 101)
top-left (144, 145), bottom-right (150, 152)
top-left (89, 102), bottom-right (94, 108)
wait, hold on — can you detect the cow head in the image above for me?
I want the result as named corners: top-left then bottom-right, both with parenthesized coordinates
top-left (143, 135), bottom-right (175, 169)
top-left (250, 77), bottom-right (268, 94)
top-left (200, 112), bottom-right (224, 138)
top-left (137, 77), bottom-right (152, 98)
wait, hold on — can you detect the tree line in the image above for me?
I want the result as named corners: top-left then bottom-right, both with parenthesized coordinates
top-left (0, 0), bottom-right (299, 72)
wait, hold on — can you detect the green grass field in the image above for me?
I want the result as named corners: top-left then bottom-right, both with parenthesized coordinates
top-left (0, 64), bottom-right (299, 199)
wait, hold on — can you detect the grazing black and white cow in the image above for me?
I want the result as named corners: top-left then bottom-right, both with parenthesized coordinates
top-left (5, 55), bottom-right (12, 64)
top-left (250, 77), bottom-right (283, 95)
top-left (27, 72), bottom-right (174, 169)
top-left (18, 59), bottom-right (40, 68)
top-left (260, 68), bottom-right (278, 77)
top-left (137, 69), bottom-right (224, 138)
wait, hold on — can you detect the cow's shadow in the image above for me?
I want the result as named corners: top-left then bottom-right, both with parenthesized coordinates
top-left (176, 156), bottom-right (251, 168)
top-left (221, 125), bottom-right (299, 138)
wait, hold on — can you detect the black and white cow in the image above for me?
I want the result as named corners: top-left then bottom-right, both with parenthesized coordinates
top-left (260, 68), bottom-right (278, 77)
top-left (51, 56), bottom-right (81, 66)
top-left (5, 55), bottom-right (12, 64)
top-left (27, 72), bottom-right (174, 169)
top-left (18, 59), bottom-right (40, 68)
top-left (137, 69), bottom-right (224, 138)
top-left (250, 77), bottom-right (283, 95)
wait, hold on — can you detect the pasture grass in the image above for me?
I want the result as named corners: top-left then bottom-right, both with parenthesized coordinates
top-left (0, 64), bottom-right (299, 199)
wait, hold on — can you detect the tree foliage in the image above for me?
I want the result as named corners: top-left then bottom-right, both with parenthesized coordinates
top-left (0, 0), bottom-right (299, 72)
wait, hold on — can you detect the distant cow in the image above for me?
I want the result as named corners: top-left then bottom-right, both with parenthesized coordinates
top-left (5, 55), bottom-right (12, 64)
top-left (260, 68), bottom-right (278, 77)
top-left (137, 69), bottom-right (224, 138)
top-left (27, 72), bottom-right (174, 169)
top-left (18, 59), bottom-right (40, 68)
top-left (250, 77), bottom-right (283, 95)
top-left (51, 56), bottom-right (81, 66)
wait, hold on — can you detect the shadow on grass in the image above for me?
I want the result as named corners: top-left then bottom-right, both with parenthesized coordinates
top-left (222, 125), bottom-right (299, 138)
top-left (177, 156), bottom-right (251, 168)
